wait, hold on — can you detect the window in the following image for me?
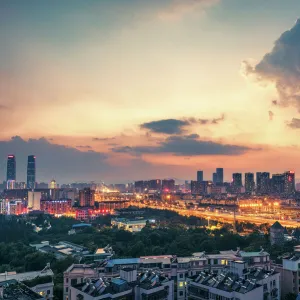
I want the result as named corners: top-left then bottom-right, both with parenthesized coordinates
top-left (179, 282), bottom-right (184, 287)
top-left (71, 279), bottom-right (77, 286)
top-left (179, 274), bottom-right (184, 278)
top-left (47, 290), bottom-right (50, 295)
top-left (66, 278), bottom-right (69, 283)
top-left (66, 287), bottom-right (68, 293)
top-left (214, 259), bottom-right (218, 265)
top-left (273, 280), bottom-right (276, 286)
top-left (179, 291), bottom-right (184, 296)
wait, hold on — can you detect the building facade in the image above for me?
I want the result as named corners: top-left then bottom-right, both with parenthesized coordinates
top-left (27, 155), bottom-right (36, 190)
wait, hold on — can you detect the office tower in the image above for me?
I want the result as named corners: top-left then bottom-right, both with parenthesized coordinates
top-left (272, 174), bottom-right (285, 194)
top-left (216, 168), bottom-right (224, 185)
top-left (79, 188), bottom-right (95, 207)
top-left (191, 181), bottom-right (201, 194)
top-left (232, 173), bottom-right (242, 187)
top-left (284, 171), bottom-right (295, 194)
top-left (134, 181), bottom-right (144, 193)
top-left (256, 172), bottom-right (270, 194)
top-left (162, 179), bottom-right (175, 192)
top-left (27, 191), bottom-right (42, 210)
top-left (27, 155), bottom-right (36, 189)
top-left (213, 173), bottom-right (217, 184)
top-left (245, 173), bottom-right (255, 193)
top-left (6, 155), bottom-right (16, 189)
top-left (148, 179), bottom-right (161, 190)
top-left (197, 171), bottom-right (203, 182)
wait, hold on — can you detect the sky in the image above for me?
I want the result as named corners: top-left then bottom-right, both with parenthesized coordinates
top-left (2, 0), bottom-right (300, 183)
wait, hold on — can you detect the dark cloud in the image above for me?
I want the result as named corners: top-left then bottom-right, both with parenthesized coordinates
top-left (112, 135), bottom-right (252, 156)
top-left (76, 145), bottom-right (92, 149)
top-left (244, 19), bottom-right (300, 110)
top-left (140, 115), bottom-right (225, 134)
top-left (93, 137), bottom-right (116, 141)
top-left (287, 118), bottom-right (300, 129)
top-left (268, 111), bottom-right (274, 121)
top-left (140, 119), bottom-right (190, 134)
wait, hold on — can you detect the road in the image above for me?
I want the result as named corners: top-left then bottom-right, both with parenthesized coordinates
top-left (131, 202), bottom-right (300, 227)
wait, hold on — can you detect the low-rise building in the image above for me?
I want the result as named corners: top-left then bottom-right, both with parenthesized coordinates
top-left (0, 265), bottom-right (54, 299)
top-left (111, 218), bottom-right (155, 232)
top-left (187, 261), bottom-right (280, 300)
top-left (64, 248), bottom-right (271, 300)
top-left (0, 279), bottom-right (46, 300)
top-left (274, 245), bottom-right (300, 297)
top-left (68, 269), bottom-right (173, 300)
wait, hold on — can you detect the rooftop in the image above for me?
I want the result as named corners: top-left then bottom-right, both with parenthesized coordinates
top-left (0, 280), bottom-right (44, 299)
top-left (0, 267), bottom-right (53, 283)
top-left (271, 221), bottom-right (284, 229)
top-left (188, 267), bottom-right (277, 294)
top-left (106, 258), bottom-right (140, 268)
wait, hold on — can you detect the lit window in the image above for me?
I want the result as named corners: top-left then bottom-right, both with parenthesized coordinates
top-left (179, 282), bottom-right (184, 287)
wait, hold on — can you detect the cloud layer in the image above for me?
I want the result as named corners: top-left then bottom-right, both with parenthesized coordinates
top-left (112, 134), bottom-right (252, 156)
top-left (244, 19), bottom-right (300, 110)
top-left (140, 115), bottom-right (224, 134)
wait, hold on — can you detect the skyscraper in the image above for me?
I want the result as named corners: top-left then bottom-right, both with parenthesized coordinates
top-left (245, 173), bottom-right (255, 193)
top-left (283, 171), bottom-right (295, 194)
top-left (216, 168), bottom-right (224, 185)
top-left (6, 155), bottom-right (16, 189)
top-left (212, 173), bottom-right (217, 184)
top-left (256, 172), bottom-right (270, 194)
top-left (232, 173), bottom-right (242, 187)
top-left (27, 155), bottom-right (36, 189)
top-left (272, 174), bottom-right (285, 194)
top-left (79, 188), bottom-right (95, 207)
top-left (197, 171), bottom-right (203, 182)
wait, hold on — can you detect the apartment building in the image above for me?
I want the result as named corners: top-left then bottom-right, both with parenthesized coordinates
top-left (68, 269), bottom-right (173, 300)
top-left (64, 248), bottom-right (271, 300)
top-left (0, 265), bottom-right (54, 299)
top-left (187, 261), bottom-right (280, 300)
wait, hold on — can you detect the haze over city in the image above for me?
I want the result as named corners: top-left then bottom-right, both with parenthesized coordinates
top-left (2, 0), bottom-right (300, 182)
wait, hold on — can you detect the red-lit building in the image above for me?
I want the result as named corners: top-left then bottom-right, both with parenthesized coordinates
top-left (8, 200), bottom-right (27, 215)
top-left (284, 171), bottom-right (295, 194)
top-left (40, 199), bottom-right (72, 215)
top-left (79, 188), bottom-right (95, 207)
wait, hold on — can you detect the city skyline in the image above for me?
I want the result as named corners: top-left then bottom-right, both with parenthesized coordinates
top-left (2, 1), bottom-right (300, 182)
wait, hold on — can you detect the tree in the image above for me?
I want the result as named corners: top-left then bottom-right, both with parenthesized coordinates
top-left (284, 293), bottom-right (297, 300)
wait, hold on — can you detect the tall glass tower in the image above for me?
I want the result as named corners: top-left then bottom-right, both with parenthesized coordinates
top-left (7, 155), bottom-right (16, 189)
top-left (27, 155), bottom-right (36, 189)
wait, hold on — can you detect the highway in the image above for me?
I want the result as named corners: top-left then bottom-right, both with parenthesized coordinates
top-left (130, 202), bottom-right (300, 227)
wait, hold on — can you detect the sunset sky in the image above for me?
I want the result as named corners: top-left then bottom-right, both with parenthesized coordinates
top-left (1, 0), bottom-right (300, 183)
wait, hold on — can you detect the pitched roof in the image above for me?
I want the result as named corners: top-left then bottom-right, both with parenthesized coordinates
top-left (271, 221), bottom-right (284, 229)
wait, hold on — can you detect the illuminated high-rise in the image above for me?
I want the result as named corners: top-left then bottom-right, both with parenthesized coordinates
top-left (79, 188), bottom-right (95, 207)
top-left (6, 155), bottom-right (16, 189)
top-left (284, 171), bottom-right (295, 194)
top-left (27, 155), bottom-right (36, 189)
top-left (245, 173), bottom-right (255, 193)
